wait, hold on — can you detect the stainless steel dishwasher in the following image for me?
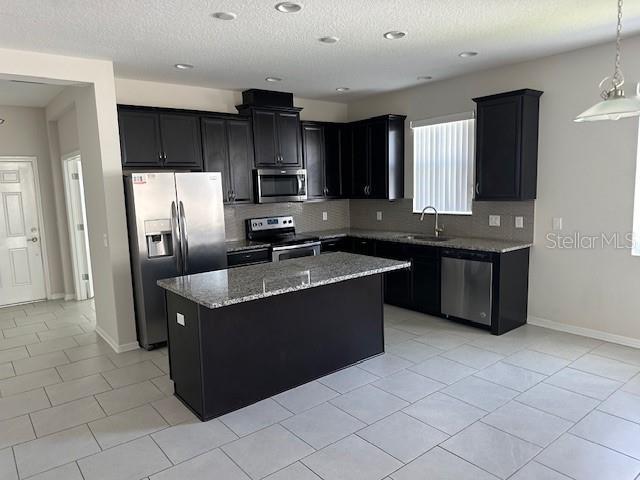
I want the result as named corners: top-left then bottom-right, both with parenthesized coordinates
top-left (441, 249), bottom-right (493, 326)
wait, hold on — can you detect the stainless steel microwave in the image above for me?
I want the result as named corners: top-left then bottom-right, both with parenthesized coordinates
top-left (253, 169), bottom-right (307, 203)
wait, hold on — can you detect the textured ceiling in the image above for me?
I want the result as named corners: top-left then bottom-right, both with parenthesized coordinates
top-left (0, 1), bottom-right (639, 101)
top-left (0, 80), bottom-right (65, 107)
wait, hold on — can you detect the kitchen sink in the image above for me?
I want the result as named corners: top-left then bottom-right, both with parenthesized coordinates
top-left (397, 234), bottom-right (452, 242)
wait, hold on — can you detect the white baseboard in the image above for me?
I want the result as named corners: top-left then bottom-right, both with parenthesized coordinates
top-left (528, 315), bottom-right (640, 349)
top-left (95, 325), bottom-right (140, 354)
top-left (64, 294), bottom-right (75, 301)
top-left (47, 293), bottom-right (65, 300)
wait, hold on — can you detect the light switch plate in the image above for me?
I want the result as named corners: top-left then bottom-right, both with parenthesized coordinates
top-left (515, 216), bottom-right (524, 229)
top-left (322, 211), bottom-right (328, 221)
top-left (489, 215), bottom-right (501, 227)
top-left (553, 217), bottom-right (563, 231)
top-left (176, 313), bottom-right (185, 326)
top-left (376, 211), bottom-right (383, 221)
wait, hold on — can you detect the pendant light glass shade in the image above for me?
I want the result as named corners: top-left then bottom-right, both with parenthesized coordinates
top-left (575, 88), bottom-right (640, 122)
top-left (574, 0), bottom-right (640, 122)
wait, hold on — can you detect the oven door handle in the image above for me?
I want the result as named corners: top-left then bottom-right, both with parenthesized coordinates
top-left (271, 241), bottom-right (321, 252)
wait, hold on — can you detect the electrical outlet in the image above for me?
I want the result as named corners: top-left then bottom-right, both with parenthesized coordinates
top-left (553, 217), bottom-right (563, 231)
top-left (515, 216), bottom-right (524, 229)
top-left (322, 211), bottom-right (328, 221)
top-left (489, 215), bottom-right (501, 227)
top-left (376, 211), bottom-right (383, 221)
top-left (176, 313), bottom-right (185, 326)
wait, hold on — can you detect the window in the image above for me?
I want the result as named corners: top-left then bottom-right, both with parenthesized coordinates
top-left (412, 112), bottom-right (475, 215)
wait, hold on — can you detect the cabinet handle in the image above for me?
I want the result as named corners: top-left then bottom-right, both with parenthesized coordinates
top-left (158, 152), bottom-right (163, 162)
top-left (363, 185), bottom-right (367, 195)
top-left (475, 182), bottom-right (480, 195)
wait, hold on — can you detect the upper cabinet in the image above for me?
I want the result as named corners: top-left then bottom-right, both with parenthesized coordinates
top-left (301, 121), bottom-right (345, 199)
top-left (118, 106), bottom-right (203, 169)
top-left (237, 107), bottom-right (303, 167)
top-left (348, 114), bottom-right (406, 200)
top-left (473, 89), bottom-right (543, 201)
top-left (201, 116), bottom-right (254, 204)
top-left (237, 90), bottom-right (303, 168)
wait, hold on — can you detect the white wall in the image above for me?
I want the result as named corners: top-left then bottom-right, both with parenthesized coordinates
top-left (348, 37), bottom-right (640, 344)
top-left (0, 105), bottom-right (65, 297)
top-left (115, 78), bottom-right (348, 122)
top-left (0, 47), bottom-right (138, 352)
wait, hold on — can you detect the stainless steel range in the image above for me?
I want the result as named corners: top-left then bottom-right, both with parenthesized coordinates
top-left (245, 215), bottom-right (320, 262)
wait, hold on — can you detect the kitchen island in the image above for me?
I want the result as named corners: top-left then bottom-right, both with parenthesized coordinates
top-left (157, 252), bottom-right (410, 421)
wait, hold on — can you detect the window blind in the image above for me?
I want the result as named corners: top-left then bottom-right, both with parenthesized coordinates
top-left (412, 113), bottom-right (475, 215)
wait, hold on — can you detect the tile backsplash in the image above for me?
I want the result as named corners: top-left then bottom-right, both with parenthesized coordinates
top-left (349, 199), bottom-right (534, 242)
top-left (224, 200), bottom-right (350, 240)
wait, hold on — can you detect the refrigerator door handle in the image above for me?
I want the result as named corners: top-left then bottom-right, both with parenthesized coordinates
top-left (171, 201), bottom-right (183, 273)
top-left (178, 200), bottom-right (189, 273)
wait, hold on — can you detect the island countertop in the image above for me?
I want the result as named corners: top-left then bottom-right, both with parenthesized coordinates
top-left (158, 252), bottom-right (411, 309)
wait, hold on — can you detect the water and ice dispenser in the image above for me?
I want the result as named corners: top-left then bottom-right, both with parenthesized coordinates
top-left (144, 219), bottom-right (173, 258)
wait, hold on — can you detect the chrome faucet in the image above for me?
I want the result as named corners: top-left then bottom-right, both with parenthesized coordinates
top-left (420, 206), bottom-right (444, 237)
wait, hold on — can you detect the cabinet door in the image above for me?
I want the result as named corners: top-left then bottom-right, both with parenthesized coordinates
top-left (159, 113), bottom-right (203, 169)
top-left (252, 110), bottom-right (278, 166)
top-left (227, 119), bottom-right (254, 203)
top-left (377, 242), bottom-right (411, 307)
top-left (351, 237), bottom-right (376, 256)
top-left (201, 118), bottom-right (230, 202)
top-left (351, 123), bottom-right (369, 197)
top-left (276, 112), bottom-right (302, 166)
top-left (412, 254), bottom-right (441, 315)
top-left (476, 97), bottom-right (522, 199)
top-left (324, 124), bottom-right (342, 197)
top-left (368, 119), bottom-right (388, 198)
top-left (340, 125), bottom-right (353, 198)
top-left (302, 123), bottom-right (325, 199)
top-left (118, 110), bottom-right (162, 167)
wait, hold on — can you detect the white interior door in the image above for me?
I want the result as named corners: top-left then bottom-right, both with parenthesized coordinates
top-left (63, 155), bottom-right (94, 300)
top-left (0, 160), bottom-right (47, 306)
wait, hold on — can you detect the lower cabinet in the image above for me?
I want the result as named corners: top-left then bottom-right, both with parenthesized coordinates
top-left (322, 236), bottom-right (529, 334)
top-left (227, 248), bottom-right (271, 268)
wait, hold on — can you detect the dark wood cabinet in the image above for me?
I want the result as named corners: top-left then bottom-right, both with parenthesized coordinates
top-left (350, 237), bottom-right (377, 256)
top-left (348, 115), bottom-right (405, 200)
top-left (302, 121), bottom-right (345, 200)
top-left (411, 247), bottom-right (441, 315)
top-left (202, 116), bottom-right (254, 204)
top-left (237, 106), bottom-right (303, 167)
top-left (118, 110), bottom-right (162, 167)
top-left (473, 89), bottom-right (542, 201)
top-left (376, 241), bottom-right (412, 308)
top-left (227, 248), bottom-right (271, 268)
top-left (320, 237), bottom-right (349, 253)
top-left (118, 106), bottom-right (203, 169)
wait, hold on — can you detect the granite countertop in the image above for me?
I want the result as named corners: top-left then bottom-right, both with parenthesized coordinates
top-left (305, 228), bottom-right (532, 253)
top-left (225, 239), bottom-right (271, 252)
top-left (158, 252), bottom-right (411, 309)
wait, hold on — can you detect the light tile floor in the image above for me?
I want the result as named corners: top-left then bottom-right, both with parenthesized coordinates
top-left (1, 300), bottom-right (640, 479)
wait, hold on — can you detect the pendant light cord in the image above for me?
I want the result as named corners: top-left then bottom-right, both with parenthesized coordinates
top-left (613, 0), bottom-right (623, 87)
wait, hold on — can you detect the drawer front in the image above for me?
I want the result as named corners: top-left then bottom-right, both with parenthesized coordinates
top-left (320, 237), bottom-right (349, 253)
top-left (227, 249), bottom-right (271, 267)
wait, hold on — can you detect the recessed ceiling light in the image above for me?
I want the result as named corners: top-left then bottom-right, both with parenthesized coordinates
top-left (275, 2), bottom-right (302, 13)
top-left (265, 76), bottom-right (283, 82)
top-left (417, 76), bottom-right (433, 81)
top-left (335, 87), bottom-right (350, 92)
top-left (174, 63), bottom-right (194, 70)
top-left (459, 51), bottom-right (478, 58)
top-left (383, 31), bottom-right (406, 40)
top-left (319, 36), bottom-right (339, 44)
top-left (211, 11), bottom-right (236, 20)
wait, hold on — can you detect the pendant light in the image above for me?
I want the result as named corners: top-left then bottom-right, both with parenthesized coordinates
top-left (575, 0), bottom-right (640, 122)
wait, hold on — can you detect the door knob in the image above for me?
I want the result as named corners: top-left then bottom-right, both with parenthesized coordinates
top-left (30, 237), bottom-right (39, 243)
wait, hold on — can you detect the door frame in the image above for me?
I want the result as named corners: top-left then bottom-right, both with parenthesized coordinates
top-left (0, 156), bottom-right (53, 302)
top-left (61, 151), bottom-right (93, 301)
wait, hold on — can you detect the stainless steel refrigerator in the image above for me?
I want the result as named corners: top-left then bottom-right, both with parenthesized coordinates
top-left (124, 172), bottom-right (227, 349)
